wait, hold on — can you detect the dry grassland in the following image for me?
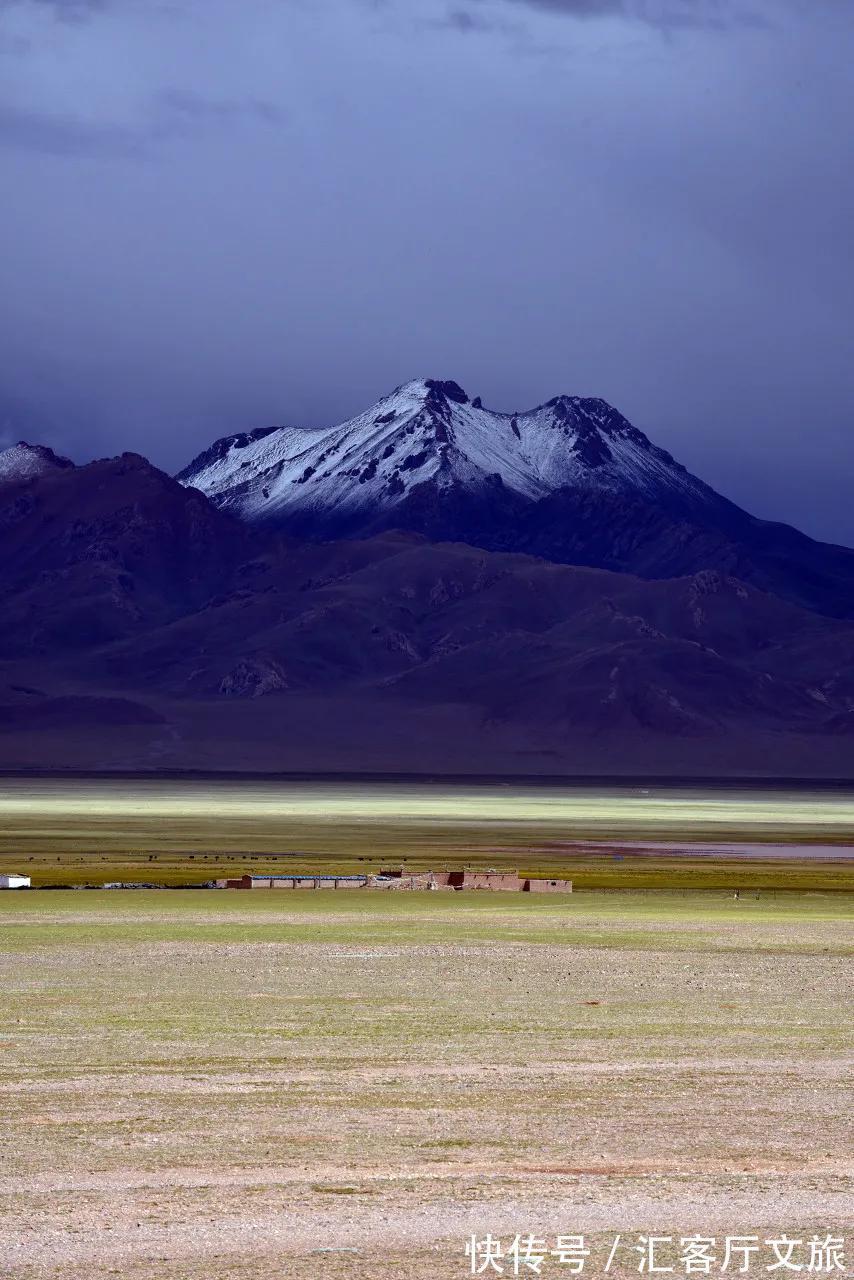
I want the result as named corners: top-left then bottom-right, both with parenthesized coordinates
top-left (2, 779), bottom-right (854, 890)
top-left (0, 890), bottom-right (852, 1279)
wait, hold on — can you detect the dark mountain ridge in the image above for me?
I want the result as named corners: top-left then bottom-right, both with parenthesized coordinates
top-left (178, 379), bottom-right (854, 620)
top-left (1, 446), bottom-right (854, 774)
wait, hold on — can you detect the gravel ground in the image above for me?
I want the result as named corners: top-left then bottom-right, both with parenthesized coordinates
top-left (0, 893), bottom-right (851, 1279)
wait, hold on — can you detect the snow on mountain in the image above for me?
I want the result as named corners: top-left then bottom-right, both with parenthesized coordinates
top-left (176, 379), bottom-right (854, 620)
top-left (177, 378), bottom-right (713, 527)
top-left (0, 441), bottom-right (75, 486)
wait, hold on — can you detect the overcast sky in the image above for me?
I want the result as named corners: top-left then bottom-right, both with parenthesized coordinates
top-left (0, 0), bottom-right (852, 541)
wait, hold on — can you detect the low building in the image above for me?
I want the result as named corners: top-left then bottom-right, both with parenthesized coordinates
top-left (523, 877), bottom-right (573, 893)
top-left (216, 870), bottom-right (570, 893)
top-left (447, 871), bottom-right (522, 891)
top-left (0, 873), bottom-right (31, 889)
top-left (373, 871), bottom-right (453, 890)
top-left (223, 874), bottom-right (370, 889)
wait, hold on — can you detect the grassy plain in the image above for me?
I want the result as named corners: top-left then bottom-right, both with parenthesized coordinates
top-left (2, 778), bottom-right (854, 889)
top-left (0, 890), bottom-right (852, 1279)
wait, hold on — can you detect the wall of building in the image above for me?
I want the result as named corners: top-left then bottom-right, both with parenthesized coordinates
top-left (523, 878), bottom-right (573, 893)
top-left (0, 875), bottom-right (30, 889)
top-left (218, 870), bottom-right (568, 892)
top-left (448, 872), bottom-right (522, 891)
top-left (223, 875), bottom-right (371, 889)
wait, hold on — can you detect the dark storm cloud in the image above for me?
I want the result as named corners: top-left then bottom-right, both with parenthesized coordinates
top-left (0, 101), bottom-right (143, 154)
top-left (456, 0), bottom-right (770, 31)
top-left (432, 5), bottom-right (524, 34)
top-left (0, 0), bottom-right (109, 18)
top-left (0, 93), bottom-right (281, 156)
top-left (1, 0), bottom-right (853, 543)
top-left (502, 0), bottom-right (622, 13)
top-left (160, 89), bottom-right (283, 126)
top-left (441, 8), bottom-right (507, 32)
top-left (0, 31), bottom-right (283, 160)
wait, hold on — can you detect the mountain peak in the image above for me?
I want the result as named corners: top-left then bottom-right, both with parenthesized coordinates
top-left (423, 378), bottom-right (469, 405)
top-left (0, 441), bottom-right (76, 486)
top-left (177, 377), bottom-right (714, 542)
top-left (392, 378), bottom-right (469, 405)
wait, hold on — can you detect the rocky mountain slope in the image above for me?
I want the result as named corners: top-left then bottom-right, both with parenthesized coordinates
top-left (0, 441), bottom-right (75, 486)
top-left (178, 379), bottom-right (854, 619)
top-left (177, 378), bottom-right (713, 525)
top-left (0, 450), bottom-right (260, 654)
top-left (2, 450), bottom-right (854, 773)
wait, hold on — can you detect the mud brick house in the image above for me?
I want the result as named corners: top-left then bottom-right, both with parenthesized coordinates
top-left (375, 871), bottom-right (453, 889)
top-left (522, 877), bottom-right (573, 893)
top-left (447, 871), bottom-right (522, 891)
top-left (216, 870), bottom-right (571, 892)
top-left (220, 874), bottom-right (370, 889)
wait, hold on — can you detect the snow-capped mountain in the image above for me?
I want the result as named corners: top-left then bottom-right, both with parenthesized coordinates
top-left (178, 378), bottom-right (716, 530)
top-left (177, 378), bottom-right (854, 619)
top-left (0, 441), bottom-right (75, 486)
top-left (4, 427), bottom-right (854, 773)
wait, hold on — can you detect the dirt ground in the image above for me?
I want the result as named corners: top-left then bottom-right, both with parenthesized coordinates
top-left (0, 891), bottom-right (851, 1279)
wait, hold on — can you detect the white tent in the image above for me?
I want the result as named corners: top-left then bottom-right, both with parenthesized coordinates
top-left (0, 874), bottom-right (31, 889)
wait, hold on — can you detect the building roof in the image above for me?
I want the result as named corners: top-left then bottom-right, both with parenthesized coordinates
top-left (248, 874), bottom-right (367, 882)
